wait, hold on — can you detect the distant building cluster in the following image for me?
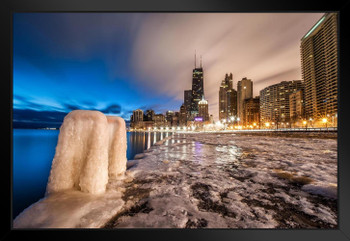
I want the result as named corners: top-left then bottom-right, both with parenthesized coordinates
top-left (130, 54), bottom-right (213, 130)
top-left (131, 13), bottom-right (338, 130)
top-left (218, 13), bottom-right (337, 129)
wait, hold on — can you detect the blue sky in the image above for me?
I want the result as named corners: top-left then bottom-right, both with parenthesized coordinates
top-left (13, 13), bottom-right (323, 128)
top-left (13, 13), bottom-right (180, 128)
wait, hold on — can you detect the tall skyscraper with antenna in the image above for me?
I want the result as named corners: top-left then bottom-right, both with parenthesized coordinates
top-left (184, 51), bottom-right (205, 121)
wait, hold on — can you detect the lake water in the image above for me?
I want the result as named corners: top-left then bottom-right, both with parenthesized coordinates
top-left (12, 129), bottom-right (172, 218)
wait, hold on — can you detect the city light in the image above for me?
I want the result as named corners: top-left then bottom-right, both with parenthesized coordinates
top-left (128, 13), bottom-right (337, 133)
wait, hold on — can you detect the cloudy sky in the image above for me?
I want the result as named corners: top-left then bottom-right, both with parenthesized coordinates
top-left (13, 12), bottom-right (324, 127)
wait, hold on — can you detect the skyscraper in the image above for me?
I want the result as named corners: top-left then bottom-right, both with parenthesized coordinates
top-left (289, 90), bottom-right (305, 123)
top-left (219, 73), bottom-right (237, 121)
top-left (300, 13), bottom-right (338, 121)
top-left (237, 77), bottom-right (253, 121)
top-left (131, 109), bottom-right (144, 129)
top-left (132, 109), bottom-right (143, 122)
top-left (260, 80), bottom-right (304, 125)
top-left (184, 90), bottom-right (192, 112)
top-left (198, 97), bottom-right (209, 121)
top-left (179, 104), bottom-right (187, 125)
top-left (191, 64), bottom-right (204, 112)
top-left (145, 109), bottom-right (155, 121)
top-left (165, 111), bottom-right (174, 126)
top-left (184, 53), bottom-right (206, 121)
top-left (243, 97), bottom-right (260, 127)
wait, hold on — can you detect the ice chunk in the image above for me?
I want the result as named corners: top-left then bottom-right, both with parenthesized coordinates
top-left (107, 116), bottom-right (127, 179)
top-left (13, 188), bottom-right (125, 228)
top-left (46, 110), bottom-right (110, 195)
top-left (302, 183), bottom-right (337, 199)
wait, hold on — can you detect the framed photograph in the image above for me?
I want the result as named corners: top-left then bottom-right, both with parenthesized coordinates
top-left (3, 0), bottom-right (350, 240)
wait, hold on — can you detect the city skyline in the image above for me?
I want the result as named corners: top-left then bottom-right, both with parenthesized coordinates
top-left (13, 12), bottom-right (324, 127)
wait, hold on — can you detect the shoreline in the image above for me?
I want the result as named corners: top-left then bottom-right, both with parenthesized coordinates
top-left (14, 132), bottom-right (338, 228)
top-left (128, 129), bottom-right (337, 140)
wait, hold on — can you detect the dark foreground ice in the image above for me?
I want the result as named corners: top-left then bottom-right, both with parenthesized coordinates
top-left (104, 132), bottom-right (337, 229)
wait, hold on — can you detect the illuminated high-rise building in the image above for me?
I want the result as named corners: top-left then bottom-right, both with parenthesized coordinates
top-left (131, 109), bottom-right (144, 129)
top-left (154, 114), bottom-right (165, 127)
top-left (132, 109), bottom-right (143, 122)
top-left (260, 80), bottom-right (304, 125)
top-left (243, 97), bottom-right (260, 127)
top-left (145, 109), bottom-right (155, 121)
top-left (184, 90), bottom-right (192, 113)
top-left (289, 90), bottom-right (304, 122)
top-left (191, 56), bottom-right (204, 112)
top-left (198, 97), bottom-right (209, 121)
top-left (300, 13), bottom-right (338, 121)
top-left (219, 73), bottom-right (237, 121)
top-left (237, 77), bottom-right (253, 121)
top-left (179, 104), bottom-right (187, 125)
top-left (165, 111), bottom-right (174, 126)
top-left (184, 52), bottom-right (206, 121)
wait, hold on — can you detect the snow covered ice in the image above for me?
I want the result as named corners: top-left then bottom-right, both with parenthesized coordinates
top-left (107, 116), bottom-right (127, 179)
top-left (14, 127), bottom-right (338, 228)
top-left (104, 132), bottom-right (337, 229)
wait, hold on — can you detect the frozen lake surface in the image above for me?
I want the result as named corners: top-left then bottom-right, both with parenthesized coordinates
top-left (104, 132), bottom-right (337, 228)
top-left (14, 132), bottom-right (337, 228)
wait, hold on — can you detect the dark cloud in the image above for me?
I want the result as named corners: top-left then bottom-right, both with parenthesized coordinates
top-left (13, 109), bottom-right (67, 128)
top-left (62, 103), bottom-right (81, 111)
top-left (102, 104), bottom-right (121, 114)
top-left (13, 103), bottom-right (125, 128)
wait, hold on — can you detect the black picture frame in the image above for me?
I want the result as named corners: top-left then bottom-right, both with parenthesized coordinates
top-left (2, 0), bottom-right (350, 240)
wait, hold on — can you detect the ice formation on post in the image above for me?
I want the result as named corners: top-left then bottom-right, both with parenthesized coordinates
top-left (46, 110), bottom-right (127, 195)
top-left (107, 116), bottom-right (127, 179)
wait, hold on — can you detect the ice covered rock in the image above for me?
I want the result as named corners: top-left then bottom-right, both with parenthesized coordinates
top-left (46, 110), bottom-right (109, 195)
top-left (46, 110), bottom-right (127, 195)
top-left (107, 116), bottom-right (127, 179)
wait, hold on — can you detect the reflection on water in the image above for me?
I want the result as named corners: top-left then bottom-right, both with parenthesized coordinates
top-left (126, 131), bottom-right (173, 159)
